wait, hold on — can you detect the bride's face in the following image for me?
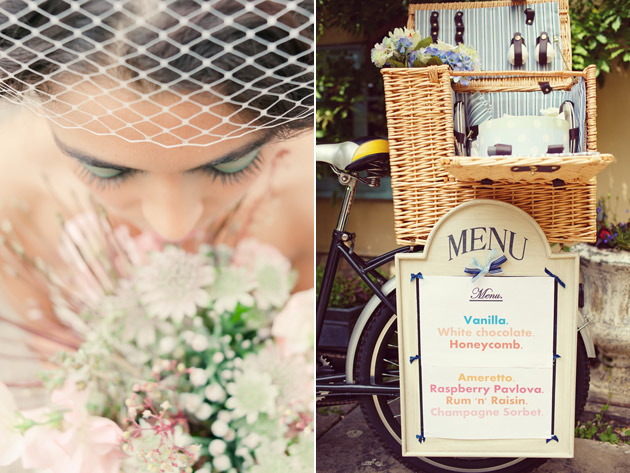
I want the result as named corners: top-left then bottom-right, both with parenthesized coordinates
top-left (49, 98), bottom-right (277, 242)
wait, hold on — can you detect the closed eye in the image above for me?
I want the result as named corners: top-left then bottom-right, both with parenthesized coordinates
top-left (82, 163), bottom-right (125, 179)
top-left (190, 148), bottom-right (263, 184)
top-left (211, 148), bottom-right (260, 174)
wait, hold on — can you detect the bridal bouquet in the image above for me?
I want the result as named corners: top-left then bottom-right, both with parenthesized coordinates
top-left (371, 27), bottom-right (481, 85)
top-left (0, 215), bottom-right (314, 473)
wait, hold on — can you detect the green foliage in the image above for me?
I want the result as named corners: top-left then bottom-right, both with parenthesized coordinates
top-left (316, 265), bottom-right (385, 308)
top-left (575, 403), bottom-right (630, 445)
top-left (575, 403), bottom-right (610, 440)
top-left (316, 0), bottom-right (408, 38)
top-left (316, 51), bottom-right (364, 142)
top-left (599, 425), bottom-right (620, 444)
top-left (570, 0), bottom-right (630, 79)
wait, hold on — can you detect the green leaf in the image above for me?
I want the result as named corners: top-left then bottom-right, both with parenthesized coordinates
top-left (612, 17), bottom-right (622, 32)
top-left (600, 61), bottom-right (611, 73)
top-left (574, 45), bottom-right (588, 56)
top-left (388, 59), bottom-right (405, 68)
top-left (412, 58), bottom-right (428, 67)
top-left (426, 56), bottom-right (443, 66)
top-left (624, 52), bottom-right (630, 62)
top-left (611, 48), bottom-right (625, 59)
top-left (416, 36), bottom-right (434, 49)
top-left (596, 34), bottom-right (608, 44)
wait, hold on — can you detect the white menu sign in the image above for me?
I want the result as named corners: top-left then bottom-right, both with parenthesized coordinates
top-left (418, 276), bottom-right (555, 439)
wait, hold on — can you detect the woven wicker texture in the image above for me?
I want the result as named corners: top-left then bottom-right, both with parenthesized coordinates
top-left (440, 153), bottom-right (614, 183)
top-left (382, 65), bottom-right (600, 245)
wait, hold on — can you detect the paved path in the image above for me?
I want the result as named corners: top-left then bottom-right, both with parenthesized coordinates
top-left (316, 403), bottom-right (630, 473)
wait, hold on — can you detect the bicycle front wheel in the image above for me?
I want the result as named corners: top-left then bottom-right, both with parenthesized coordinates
top-left (355, 294), bottom-right (589, 473)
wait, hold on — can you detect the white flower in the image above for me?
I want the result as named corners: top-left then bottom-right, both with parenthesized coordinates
top-left (250, 440), bottom-right (294, 473)
top-left (242, 432), bottom-right (261, 449)
top-left (225, 369), bottom-right (278, 424)
top-left (208, 439), bottom-right (227, 456)
top-left (207, 266), bottom-right (256, 313)
top-left (135, 245), bottom-right (216, 323)
top-left (159, 336), bottom-right (177, 354)
top-left (180, 393), bottom-right (204, 413)
top-left (213, 454), bottom-right (232, 472)
top-left (195, 403), bottom-right (212, 420)
top-left (232, 239), bottom-right (293, 309)
top-left (205, 384), bottom-right (227, 403)
top-left (211, 419), bottom-right (230, 438)
top-left (0, 382), bottom-right (24, 466)
top-left (189, 368), bottom-right (209, 387)
top-left (191, 334), bottom-right (209, 352)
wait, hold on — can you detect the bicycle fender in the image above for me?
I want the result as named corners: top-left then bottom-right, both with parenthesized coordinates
top-left (578, 310), bottom-right (596, 358)
top-left (345, 276), bottom-right (397, 383)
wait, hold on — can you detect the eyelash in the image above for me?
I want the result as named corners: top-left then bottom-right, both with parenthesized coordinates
top-left (191, 152), bottom-right (263, 185)
top-left (75, 165), bottom-right (137, 191)
top-left (75, 152), bottom-right (263, 191)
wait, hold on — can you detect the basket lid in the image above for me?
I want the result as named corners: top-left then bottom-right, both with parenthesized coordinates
top-left (408, 0), bottom-right (571, 72)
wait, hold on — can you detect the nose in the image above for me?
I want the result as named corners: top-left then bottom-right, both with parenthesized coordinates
top-left (141, 174), bottom-right (204, 242)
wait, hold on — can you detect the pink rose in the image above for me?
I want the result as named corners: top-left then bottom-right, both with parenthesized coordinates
top-left (22, 382), bottom-right (124, 473)
top-left (272, 289), bottom-right (314, 357)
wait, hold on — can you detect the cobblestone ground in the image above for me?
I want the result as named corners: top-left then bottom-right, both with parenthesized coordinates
top-left (316, 403), bottom-right (630, 473)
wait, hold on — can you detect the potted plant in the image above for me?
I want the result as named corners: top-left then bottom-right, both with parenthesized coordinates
top-left (573, 197), bottom-right (630, 405)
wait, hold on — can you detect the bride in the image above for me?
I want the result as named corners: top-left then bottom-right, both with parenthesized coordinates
top-left (0, 0), bottom-right (314, 336)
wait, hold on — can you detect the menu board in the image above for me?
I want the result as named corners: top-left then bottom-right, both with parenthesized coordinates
top-left (417, 276), bottom-right (556, 439)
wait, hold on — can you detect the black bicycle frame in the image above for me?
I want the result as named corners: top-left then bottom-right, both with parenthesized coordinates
top-left (316, 176), bottom-right (420, 398)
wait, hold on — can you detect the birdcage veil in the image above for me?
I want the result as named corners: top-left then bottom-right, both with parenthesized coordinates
top-left (0, 0), bottom-right (314, 147)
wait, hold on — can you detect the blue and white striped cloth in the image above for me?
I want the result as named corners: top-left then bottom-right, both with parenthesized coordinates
top-left (415, 2), bottom-right (565, 71)
top-left (467, 92), bottom-right (493, 127)
top-left (455, 78), bottom-right (587, 151)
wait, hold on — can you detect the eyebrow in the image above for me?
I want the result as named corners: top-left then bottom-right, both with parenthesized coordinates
top-left (52, 133), bottom-right (272, 173)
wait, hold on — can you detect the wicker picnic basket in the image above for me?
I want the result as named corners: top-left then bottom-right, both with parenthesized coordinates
top-left (382, 0), bottom-right (613, 246)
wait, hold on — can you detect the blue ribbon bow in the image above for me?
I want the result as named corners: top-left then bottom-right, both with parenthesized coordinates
top-left (546, 435), bottom-right (559, 443)
top-left (464, 250), bottom-right (507, 282)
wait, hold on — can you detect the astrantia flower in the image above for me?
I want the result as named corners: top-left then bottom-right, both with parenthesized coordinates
top-left (250, 439), bottom-right (294, 473)
top-left (232, 238), bottom-right (293, 310)
top-left (225, 368), bottom-right (278, 424)
top-left (206, 266), bottom-right (256, 314)
top-left (135, 245), bottom-right (215, 323)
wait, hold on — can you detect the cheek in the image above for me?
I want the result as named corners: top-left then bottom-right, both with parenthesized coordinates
top-left (89, 187), bottom-right (142, 214)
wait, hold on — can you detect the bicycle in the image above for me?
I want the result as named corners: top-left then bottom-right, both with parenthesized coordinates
top-left (315, 137), bottom-right (593, 473)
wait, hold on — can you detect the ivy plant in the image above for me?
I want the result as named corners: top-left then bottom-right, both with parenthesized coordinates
top-left (570, 0), bottom-right (630, 80)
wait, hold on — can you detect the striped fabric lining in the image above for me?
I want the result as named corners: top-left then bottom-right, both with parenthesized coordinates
top-left (414, 2), bottom-right (564, 72)
top-left (456, 78), bottom-right (587, 152)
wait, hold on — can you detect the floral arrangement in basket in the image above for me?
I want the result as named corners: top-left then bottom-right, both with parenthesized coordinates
top-left (594, 196), bottom-right (630, 251)
top-left (371, 27), bottom-right (481, 85)
top-left (0, 213), bottom-right (313, 473)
